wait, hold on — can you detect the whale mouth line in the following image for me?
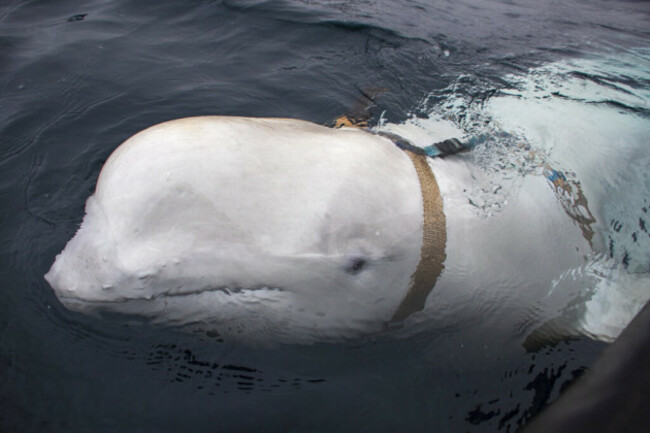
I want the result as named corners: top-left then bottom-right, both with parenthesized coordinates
top-left (58, 285), bottom-right (286, 305)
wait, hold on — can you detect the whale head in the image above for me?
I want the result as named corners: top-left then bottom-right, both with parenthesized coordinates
top-left (45, 117), bottom-right (438, 344)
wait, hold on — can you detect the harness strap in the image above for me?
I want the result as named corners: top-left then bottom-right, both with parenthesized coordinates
top-left (390, 145), bottom-right (447, 322)
top-left (333, 123), bottom-right (449, 322)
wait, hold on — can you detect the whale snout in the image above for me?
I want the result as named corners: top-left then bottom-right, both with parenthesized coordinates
top-left (45, 251), bottom-right (112, 306)
top-left (45, 221), bottom-right (129, 307)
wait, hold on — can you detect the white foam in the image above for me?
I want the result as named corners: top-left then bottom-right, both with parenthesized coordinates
top-left (373, 114), bottom-right (464, 148)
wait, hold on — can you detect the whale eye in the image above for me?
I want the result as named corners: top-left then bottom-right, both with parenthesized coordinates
top-left (345, 256), bottom-right (367, 274)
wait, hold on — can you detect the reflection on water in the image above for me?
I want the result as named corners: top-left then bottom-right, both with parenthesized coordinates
top-left (1, 0), bottom-right (649, 431)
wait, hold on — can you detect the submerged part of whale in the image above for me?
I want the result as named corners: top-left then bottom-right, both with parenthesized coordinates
top-left (46, 116), bottom-right (445, 344)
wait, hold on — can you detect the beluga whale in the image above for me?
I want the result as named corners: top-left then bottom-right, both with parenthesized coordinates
top-left (45, 114), bottom-right (649, 346)
top-left (46, 116), bottom-right (441, 344)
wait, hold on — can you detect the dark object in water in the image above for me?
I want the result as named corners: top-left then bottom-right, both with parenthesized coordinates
top-left (67, 14), bottom-right (87, 22)
top-left (521, 300), bottom-right (650, 433)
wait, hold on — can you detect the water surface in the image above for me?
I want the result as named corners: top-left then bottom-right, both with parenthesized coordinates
top-left (1, 0), bottom-right (649, 431)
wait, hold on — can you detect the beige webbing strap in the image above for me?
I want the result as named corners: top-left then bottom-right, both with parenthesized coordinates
top-left (391, 149), bottom-right (447, 322)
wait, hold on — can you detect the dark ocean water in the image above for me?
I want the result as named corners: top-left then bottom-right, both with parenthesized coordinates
top-left (1, 0), bottom-right (649, 432)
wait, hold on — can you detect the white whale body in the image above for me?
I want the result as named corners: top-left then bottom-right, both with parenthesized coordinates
top-left (46, 117), bottom-right (425, 343)
top-left (46, 114), bottom-right (648, 345)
